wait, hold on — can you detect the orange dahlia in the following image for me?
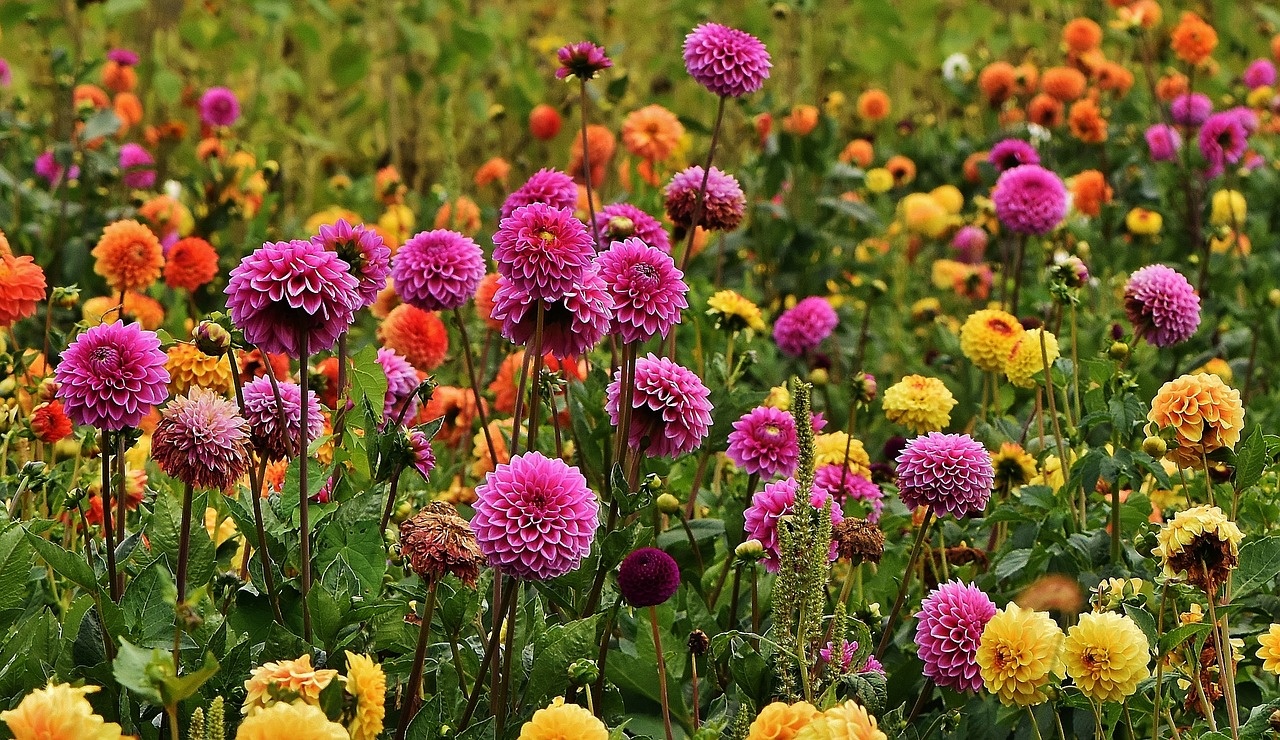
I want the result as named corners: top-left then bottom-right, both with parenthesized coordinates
top-left (857, 89), bottom-right (891, 121)
top-left (1063, 18), bottom-right (1102, 53)
top-left (474, 157), bottom-right (511, 188)
top-left (73, 84), bottom-right (110, 111)
top-left (434, 197), bottom-right (482, 235)
top-left (474, 273), bottom-right (503, 330)
top-left (978, 62), bottom-right (1017, 105)
top-left (30, 401), bottom-right (73, 444)
top-left (163, 237), bottom-right (219, 292)
top-left (1094, 62), bottom-right (1134, 96)
top-left (782, 105), bottom-right (820, 136)
top-left (569, 124), bottom-right (616, 186)
top-left (1148, 373), bottom-right (1244, 469)
top-left (839, 139), bottom-right (874, 168)
top-left (91, 219), bottom-right (163, 293)
top-left (102, 60), bottom-right (137, 93)
top-left (1156, 73), bottom-right (1188, 102)
top-left (82, 292), bottom-right (165, 330)
top-left (885, 155), bottom-right (916, 186)
top-left (621, 105), bottom-right (684, 163)
top-left (1027, 94), bottom-right (1064, 127)
top-left (419, 385), bottom-right (478, 446)
top-left (1068, 98), bottom-right (1108, 143)
top-left (1070, 170), bottom-right (1112, 218)
top-left (1040, 67), bottom-right (1087, 102)
top-left (0, 253), bottom-right (47, 328)
top-left (378, 304), bottom-right (448, 371)
top-left (113, 92), bottom-right (143, 132)
top-left (1170, 12), bottom-right (1217, 65)
top-left (488, 351), bottom-right (587, 414)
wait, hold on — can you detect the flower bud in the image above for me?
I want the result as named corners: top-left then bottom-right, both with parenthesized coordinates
top-left (735, 539), bottom-right (765, 562)
top-left (1270, 289), bottom-right (1280, 308)
top-left (193, 321), bottom-right (232, 358)
top-left (567, 658), bottom-right (599, 687)
top-left (1108, 341), bottom-right (1129, 360)
top-left (655, 493), bottom-right (681, 515)
top-left (644, 472), bottom-right (664, 494)
top-left (1142, 436), bottom-right (1167, 457)
top-left (52, 286), bottom-right (81, 309)
top-left (851, 372), bottom-right (877, 405)
top-left (605, 216), bottom-right (635, 241)
top-left (687, 629), bottom-right (710, 656)
top-left (808, 368), bottom-right (829, 386)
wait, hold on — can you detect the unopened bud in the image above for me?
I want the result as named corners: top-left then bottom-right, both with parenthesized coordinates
top-left (735, 539), bottom-right (765, 562)
top-left (644, 472), bottom-right (664, 494)
top-left (605, 216), bottom-right (635, 240)
top-left (193, 321), bottom-right (232, 357)
top-left (1270, 289), bottom-right (1280, 308)
top-left (52, 286), bottom-right (81, 309)
top-left (1108, 342), bottom-right (1129, 361)
top-left (1142, 437), bottom-right (1167, 457)
top-left (808, 368), bottom-right (829, 386)
top-left (655, 493), bottom-right (681, 515)
top-left (568, 658), bottom-right (599, 686)
top-left (687, 629), bottom-right (710, 656)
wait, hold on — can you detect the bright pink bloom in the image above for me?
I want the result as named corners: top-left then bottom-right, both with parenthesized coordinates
top-left (54, 321), bottom-right (169, 431)
top-left (664, 165), bottom-right (745, 232)
top-left (896, 432), bottom-right (994, 519)
top-left (606, 354), bottom-right (713, 459)
top-left (595, 237), bottom-right (688, 344)
top-left (992, 164), bottom-right (1067, 236)
top-left (240, 376), bottom-right (323, 462)
top-left (1123, 264), bottom-right (1201, 347)
top-left (392, 229), bottom-right (485, 311)
top-left (743, 478), bottom-right (844, 573)
top-left (500, 168), bottom-right (578, 219)
top-left (914, 580), bottom-right (997, 693)
top-left (491, 272), bottom-right (613, 358)
top-left (311, 219), bottom-right (392, 309)
top-left (726, 406), bottom-right (798, 479)
top-left (773, 297), bottom-right (838, 357)
top-left (683, 23), bottom-right (772, 98)
top-left (493, 202), bottom-right (596, 301)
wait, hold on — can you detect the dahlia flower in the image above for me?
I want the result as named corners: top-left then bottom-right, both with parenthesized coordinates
top-left (1062, 612), bottom-right (1150, 703)
top-left (793, 700), bottom-right (887, 740)
top-left (0, 252), bottom-right (46, 328)
top-left (988, 139), bottom-right (1039, 172)
top-left (664, 165), bottom-right (746, 232)
top-left (881, 375), bottom-right (956, 434)
top-left (377, 304), bottom-right (449, 371)
top-left (726, 406), bottom-right (799, 479)
top-left (0, 683), bottom-right (128, 740)
top-left (500, 168), bottom-right (578, 219)
top-left (896, 432), bottom-right (995, 519)
top-left (1005, 328), bottom-right (1059, 389)
top-left (991, 164), bottom-right (1067, 236)
top-left (391, 229), bottom-right (485, 312)
top-left (773, 297), bottom-right (838, 356)
top-left (54, 321), bottom-right (169, 430)
top-left (1153, 504), bottom-right (1242, 591)
top-left (813, 465), bottom-right (883, 522)
top-left (1256, 625), bottom-right (1280, 675)
top-left (1123, 264), bottom-right (1200, 347)
top-left (743, 477), bottom-right (844, 573)
top-left (594, 202), bottom-right (671, 252)
top-left (490, 271), bottom-right (613, 358)
top-left (398, 501), bottom-right (483, 586)
top-left (1198, 111), bottom-right (1249, 178)
top-left (241, 376), bottom-right (324, 461)
top-left (378, 347), bottom-right (421, 422)
top-left (617, 547), bottom-right (681, 607)
top-left (118, 143), bottom-right (155, 189)
top-left (606, 354), bottom-right (712, 459)
top-left (92, 219), bottom-right (164, 293)
top-left (594, 237), bottom-right (688, 344)
top-left (492, 202), bottom-right (595, 300)
top-left (915, 580), bottom-right (997, 692)
top-left (342, 651), bottom-right (386, 740)
top-left (236, 702), bottom-right (348, 740)
top-left (311, 219), bottom-right (392, 309)
top-left (152, 388), bottom-right (252, 490)
top-left (519, 697), bottom-right (608, 740)
top-left (682, 23), bottom-right (772, 98)
top-left (977, 603), bottom-right (1064, 706)
top-left (1145, 124), bottom-right (1182, 161)
top-left (1170, 93), bottom-right (1212, 126)
top-left (199, 86), bottom-right (240, 127)
top-left (959, 309), bottom-right (1023, 373)
top-left (555, 41), bottom-right (612, 81)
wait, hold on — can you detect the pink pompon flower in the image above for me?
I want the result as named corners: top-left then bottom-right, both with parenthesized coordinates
top-left (773, 297), bottom-right (838, 357)
top-left (1244, 59), bottom-right (1277, 89)
top-left (813, 464), bottom-right (884, 523)
top-left (988, 139), bottom-right (1039, 172)
top-left (1123, 264), bottom-right (1201, 347)
top-left (500, 168), bottom-right (578, 219)
top-left (35, 151), bottom-right (79, 185)
top-left (119, 143), bottom-right (155, 189)
top-left (199, 87), bottom-right (241, 128)
top-left (391, 229), bottom-right (485, 312)
top-left (1144, 124), bottom-right (1182, 162)
top-left (54, 321), bottom-right (169, 431)
top-left (492, 202), bottom-right (596, 301)
top-left (311, 219), bottom-right (392, 309)
top-left (491, 272), bottom-right (613, 358)
top-left (152, 388), bottom-right (252, 491)
top-left (594, 202), bottom-right (671, 253)
top-left (595, 237), bottom-right (688, 344)
top-left (683, 23), bottom-right (772, 98)
top-left (915, 580), bottom-right (997, 693)
top-left (664, 165), bottom-right (746, 232)
top-left (471, 451), bottom-right (598, 581)
top-left (896, 432), bottom-right (995, 519)
top-left (743, 478), bottom-right (844, 573)
top-left (1170, 93), bottom-right (1212, 126)
top-left (726, 406), bottom-right (798, 479)
top-left (992, 164), bottom-right (1067, 236)
top-left (606, 353), bottom-right (713, 459)
top-left (555, 41), bottom-right (612, 81)
top-left (407, 427), bottom-right (437, 480)
top-left (226, 239), bottom-right (361, 357)
top-left (1198, 112), bottom-right (1249, 178)
top-left (950, 225), bottom-right (988, 264)
top-left (378, 347), bottom-right (421, 423)
top-left (107, 48), bottom-right (139, 66)
top-left (240, 376), bottom-right (323, 462)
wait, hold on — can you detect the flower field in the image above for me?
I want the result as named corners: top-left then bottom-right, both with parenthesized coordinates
top-left (3, 0), bottom-right (1280, 738)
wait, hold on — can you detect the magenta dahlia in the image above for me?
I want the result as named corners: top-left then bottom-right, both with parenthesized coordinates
top-left (813, 465), bottom-right (884, 523)
top-left (726, 406), bottom-right (798, 479)
top-left (492, 202), bottom-right (596, 301)
top-left (1145, 124), bottom-right (1182, 162)
top-left (107, 48), bottom-right (139, 66)
top-left (896, 432), bottom-right (994, 519)
top-left (199, 87), bottom-right (241, 128)
top-left (491, 272), bottom-right (613, 358)
top-left (152, 388), bottom-right (252, 491)
top-left (682, 23), bottom-right (772, 98)
top-left (950, 225), bottom-right (988, 264)
top-left (500, 168), bottom-right (578, 220)
top-left (240, 376), bottom-right (324, 462)
top-left (310, 219), bottom-right (392, 309)
top-left (35, 151), bottom-right (79, 185)
top-left (773, 297), bottom-right (838, 357)
top-left (743, 478), bottom-right (844, 573)
top-left (1123, 264), bottom-right (1201, 347)
top-left (226, 239), bottom-right (360, 357)
top-left (391, 229), bottom-right (485, 311)
top-left (595, 238), bottom-right (688, 344)
top-left (992, 164), bottom-right (1067, 236)
top-left (407, 427), bottom-right (437, 480)
top-left (470, 451), bottom-right (598, 580)
top-left (914, 580), bottom-right (997, 693)
top-left (54, 321), bottom-right (169, 431)
top-left (1170, 93), bottom-right (1212, 126)
top-left (1198, 111), bottom-right (1249, 178)
top-left (378, 347), bottom-right (421, 423)
top-left (988, 139), bottom-right (1039, 172)
top-left (1244, 59), bottom-right (1277, 89)
top-left (555, 41), bottom-right (612, 81)
top-left (594, 203), bottom-right (671, 253)
top-left (606, 354), bottom-right (712, 459)
top-left (617, 547), bottom-right (681, 607)
top-left (664, 165), bottom-right (745, 232)
top-left (119, 143), bottom-right (156, 189)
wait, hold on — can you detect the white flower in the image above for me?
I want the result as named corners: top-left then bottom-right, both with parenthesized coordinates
top-left (942, 53), bottom-right (972, 83)
top-left (1027, 123), bottom-right (1052, 144)
top-left (164, 179), bottom-right (183, 200)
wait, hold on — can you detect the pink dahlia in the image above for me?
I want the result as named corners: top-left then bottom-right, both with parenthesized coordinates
top-left (1123, 264), bottom-right (1201, 347)
top-left (379, 347), bottom-right (422, 423)
top-left (491, 272), bottom-right (613, 358)
top-left (617, 547), bottom-right (681, 607)
top-left (813, 465), bottom-right (884, 523)
top-left (226, 239), bottom-right (360, 357)
top-left (1144, 124), bottom-right (1182, 162)
top-left (240, 376), bottom-right (323, 461)
top-left (988, 139), bottom-right (1039, 172)
top-left (493, 202), bottom-right (595, 300)
top-left (664, 165), bottom-right (745, 232)
top-left (555, 41), bottom-right (612, 81)
top-left (594, 203), bottom-right (671, 253)
top-left (1198, 112), bottom-right (1249, 178)
top-left (682, 23), bottom-right (772, 98)
top-left (950, 225), bottom-right (988, 264)
top-left (471, 451), bottom-right (598, 580)
top-left (896, 432), bottom-right (994, 519)
top-left (107, 48), bottom-right (139, 66)
top-left (152, 388), bottom-right (252, 490)
top-left (773, 297), bottom-right (838, 357)
top-left (199, 87), bottom-right (241, 127)
top-left (743, 478), bottom-right (844, 573)
top-left (1244, 59), bottom-right (1277, 89)
top-left (595, 237), bottom-right (688, 344)
top-left (391, 229), bottom-right (485, 311)
top-left (119, 143), bottom-right (155, 189)
top-left (1170, 93), bottom-right (1212, 126)
top-left (606, 354), bottom-right (713, 459)
top-left (500, 168), bottom-right (578, 219)
top-left (914, 580), bottom-right (997, 693)
top-left (35, 151), bottom-right (79, 186)
top-left (407, 427), bottom-right (437, 480)
top-left (311, 219), bottom-right (392, 309)
top-left (992, 164), bottom-right (1067, 236)
top-left (726, 406), bottom-right (798, 479)
top-left (54, 321), bottom-right (169, 431)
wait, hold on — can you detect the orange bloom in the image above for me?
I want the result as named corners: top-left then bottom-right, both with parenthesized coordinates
top-left (196, 137), bottom-right (225, 161)
top-left (621, 105), bottom-right (684, 162)
top-left (375, 165), bottom-right (406, 204)
top-left (237, 348), bottom-right (291, 381)
top-left (474, 157), bottom-right (511, 188)
top-left (0, 253), bottom-right (47, 328)
top-left (1094, 62), bottom-right (1134, 96)
top-left (138, 195), bottom-right (186, 238)
top-left (963, 151), bottom-right (989, 183)
top-left (978, 62), bottom-right (1018, 105)
top-left (1170, 12), bottom-right (1217, 65)
top-left (471, 418), bottom-right (512, 478)
top-left (1156, 73), bottom-right (1188, 102)
top-left (474, 273), bottom-right (503, 330)
top-left (164, 237), bottom-right (219, 292)
top-left (1070, 170), bottom-right (1112, 218)
top-left (419, 385), bottom-right (478, 446)
top-left (1027, 94), bottom-right (1064, 127)
top-left (885, 155), bottom-right (916, 186)
top-left (73, 84), bottom-right (110, 110)
top-left (113, 92), bottom-right (143, 132)
top-left (143, 121), bottom-right (187, 147)
top-left (839, 139), bottom-right (875, 168)
top-left (1013, 63), bottom-right (1040, 97)
top-left (529, 103), bottom-right (562, 140)
top-left (1063, 18), bottom-right (1102, 53)
top-left (782, 104), bottom-right (820, 136)
top-left (314, 356), bottom-right (341, 409)
top-left (754, 112), bottom-right (772, 145)
top-left (1040, 67), bottom-right (1087, 101)
top-left (102, 60), bottom-right (137, 93)
top-left (1149, 373), bottom-right (1244, 469)
top-left (857, 89), bottom-right (891, 121)
top-left (488, 351), bottom-right (587, 414)
top-left (378, 304), bottom-right (448, 372)
top-left (434, 197), bottom-right (481, 236)
top-left (372, 282), bottom-right (401, 320)
top-left (999, 108), bottom-right (1026, 127)
top-left (1068, 98), bottom-right (1108, 143)
top-left (30, 401), bottom-right (73, 444)
top-left (82, 292), bottom-right (165, 330)
top-left (569, 124), bottom-right (616, 186)
top-left (1117, 0), bottom-right (1161, 29)
top-left (91, 219), bottom-right (164, 293)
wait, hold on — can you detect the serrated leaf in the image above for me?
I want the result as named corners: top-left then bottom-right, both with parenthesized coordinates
top-left (1232, 426), bottom-right (1267, 493)
top-left (24, 525), bottom-right (99, 592)
top-left (1234, 536), bottom-right (1280, 599)
top-left (525, 615), bottom-right (600, 704)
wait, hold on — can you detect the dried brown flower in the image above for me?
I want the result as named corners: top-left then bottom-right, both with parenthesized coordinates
top-left (398, 501), bottom-right (484, 587)
top-left (833, 518), bottom-right (885, 565)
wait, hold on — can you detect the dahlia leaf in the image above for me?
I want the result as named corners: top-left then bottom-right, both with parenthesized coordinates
top-left (1234, 535), bottom-right (1280, 599)
top-left (525, 614), bottom-right (600, 705)
top-left (1231, 425), bottom-right (1267, 493)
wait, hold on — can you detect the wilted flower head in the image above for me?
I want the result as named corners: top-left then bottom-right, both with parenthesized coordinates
top-left (682, 23), bottom-right (771, 98)
top-left (594, 237), bottom-right (688, 344)
top-left (606, 354), bottom-right (712, 459)
top-left (664, 165), bottom-right (746, 232)
top-left (311, 219), bottom-right (392, 309)
top-left (896, 432), bottom-right (995, 519)
top-left (1123, 264), bottom-right (1200, 347)
top-left (832, 517), bottom-right (885, 564)
top-left (773, 297), bottom-right (838, 357)
top-left (399, 501), bottom-right (484, 586)
top-left (54, 321), bottom-right (169, 431)
top-left (1155, 504), bottom-right (1243, 591)
top-left (556, 41), bottom-right (612, 80)
top-left (392, 229), bottom-right (485, 312)
top-left (915, 580), bottom-right (997, 693)
top-left (153, 388), bottom-right (252, 491)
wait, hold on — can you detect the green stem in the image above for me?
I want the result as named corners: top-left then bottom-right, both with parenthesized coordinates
top-left (875, 511), bottom-right (933, 658)
top-left (650, 606), bottom-right (675, 740)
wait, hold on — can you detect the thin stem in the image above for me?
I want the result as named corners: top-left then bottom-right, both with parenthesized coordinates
top-left (875, 511), bottom-right (933, 658)
top-left (459, 578), bottom-right (515, 731)
top-left (650, 606), bottom-right (675, 740)
top-left (173, 482), bottom-right (194, 672)
top-left (298, 337), bottom-right (313, 643)
top-left (379, 465), bottom-right (405, 535)
top-left (115, 430), bottom-right (126, 545)
top-left (1010, 234), bottom-right (1027, 316)
top-left (395, 579), bottom-right (439, 740)
top-left (527, 307), bottom-right (546, 453)
top-left (579, 79), bottom-right (601, 248)
top-left (494, 579), bottom-right (520, 730)
top-left (1205, 592), bottom-right (1240, 739)
top-left (678, 95), bottom-right (728, 273)
top-left (99, 429), bottom-right (120, 603)
top-left (453, 309), bottom-right (498, 465)
top-left (1026, 707), bottom-right (1044, 740)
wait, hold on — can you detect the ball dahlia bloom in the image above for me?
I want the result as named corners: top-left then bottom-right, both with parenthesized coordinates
top-left (198, 86), bottom-right (240, 127)
top-left (747, 702), bottom-right (819, 740)
top-left (226, 239), bottom-right (361, 357)
top-left (621, 105), bottom-right (685, 164)
top-left (555, 41), bottom-right (612, 81)
top-left (1148, 373), bottom-right (1244, 469)
top-left (1244, 58), bottom-right (1277, 89)
top-left (664, 165), bottom-right (746, 232)
top-left (882, 375), bottom-right (956, 434)
top-left (34, 150), bottom-right (79, 185)
top-left (118, 143), bottom-right (156, 189)
top-left (988, 138), bottom-right (1039, 172)
top-left (236, 702), bottom-right (348, 740)
top-left (392, 229), bottom-right (485, 312)
top-left (152, 388), bottom-right (252, 490)
top-left (594, 202), bottom-right (671, 253)
top-left (0, 682), bottom-right (129, 740)
top-left (54, 321), bottom-right (169, 430)
top-left (492, 202), bottom-right (595, 301)
top-left (500, 168), bottom-right (578, 219)
top-left (793, 700), bottom-right (886, 740)
top-left (896, 432), bottom-right (995, 519)
top-left (1062, 611), bottom-right (1150, 703)
top-left (1154, 504), bottom-right (1242, 591)
top-left (1123, 264), bottom-right (1200, 347)
top-left (813, 465), bottom-right (884, 523)
top-left (594, 237), bottom-right (688, 344)
top-left (773, 297), bottom-right (838, 357)
top-left (977, 603), bottom-right (1064, 706)
top-left (311, 219), bottom-right (392, 309)
top-left (162, 236), bottom-right (219, 292)
top-left (378, 347), bottom-right (421, 422)
top-left (915, 580), bottom-right (997, 693)
top-left (743, 477), bottom-right (844, 573)
top-left (491, 272), bottom-right (613, 358)
top-left (726, 406), bottom-right (799, 479)
top-left (377, 304), bottom-right (449, 371)
top-left (166, 342), bottom-right (233, 396)
top-left (1170, 93), bottom-right (1212, 126)
top-left (92, 219), bottom-right (164, 293)
top-left (519, 697), bottom-right (608, 740)
top-left (1005, 328), bottom-right (1059, 389)
top-left (959, 308), bottom-right (1023, 373)
top-left (682, 23), bottom-right (772, 98)
top-left (0, 252), bottom-right (47, 328)
top-left (950, 225), bottom-right (988, 264)
top-left (606, 354), bottom-right (712, 459)
top-left (241, 376), bottom-right (323, 462)
top-left (471, 452), bottom-right (598, 581)
top-left (617, 547), bottom-right (681, 607)
top-left (991, 164), bottom-right (1067, 235)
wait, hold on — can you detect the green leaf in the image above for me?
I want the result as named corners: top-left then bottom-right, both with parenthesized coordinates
top-left (147, 489), bottom-right (216, 595)
top-left (525, 615), bottom-right (600, 705)
top-left (1122, 604), bottom-right (1158, 649)
top-left (81, 110), bottom-right (122, 141)
top-left (1158, 621), bottom-right (1214, 657)
top-left (112, 639), bottom-right (168, 705)
top-left (1232, 426), bottom-right (1267, 493)
top-left (349, 343), bottom-right (389, 428)
top-left (329, 41), bottom-right (370, 88)
top-left (24, 525), bottom-right (99, 592)
top-left (818, 196), bottom-right (879, 225)
top-left (842, 671), bottom-right (888, 716)
top-left (0, 524), bottom-right (34, 629)
top-left (1234, 536), bottom-right (1280, 599)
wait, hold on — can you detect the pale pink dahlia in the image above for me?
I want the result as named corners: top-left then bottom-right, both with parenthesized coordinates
top-left (240, 376), bottom-right (324, 462)
top-left (492, 202), bottom-right (596, 300)
top-left (773, 297), bottom-right (838, 357)
top-left (606, 354), bottom-right (713, 459)
top-left (991, 164), bottom-right (1067, 236)
top-left (743, 478), bottom-right (844, 573)
top-left (682, 23), bottom-right (772, 98)
top-left (391, 229), bottom-right (485, 312)
top-left (726, 406), bottom-right (798, 479)
top-left (1123, 264), bottom-right (1201, 347)
top-left (895, 432), bottom-right (994, 519)
top-left (311, 219), bottom-right (392, 309)
top-left (470, 451), bottom-right (598, 580)
top-left (500, 168), bottom-right (578, 219)
top-left (54, 321), bottom-right (169, 431)
top-left (152, 388), bottom-right (252, 490)
top-left (490, 272), bottom-right (613, 359)
top-left (594, 237), bottom-right (688, 344)
top-left (664, 166), bottom-right (746, 232)
top-left (594, 203), bottom-right (671, 253)
top-left (914, 580), bottom-right (997, 693)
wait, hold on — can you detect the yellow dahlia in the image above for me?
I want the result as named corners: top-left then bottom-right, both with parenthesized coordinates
top-left (977, 603), bottom-right (1064, 706)
top-left (167, 342), bottom-right (234, 395)
top-left (1, 683), bottom-right (129, 740)
top-left (865, 168), bottom-right (893, 194)
top-left (882, 375), bottom-right (956, 434)
top-left (1062, 612), bottom-right (1150, 703)
top-left (900, 193), bottom-right (949, 238)
top-left (814, 432), bottom-right (871, 475)
top-left (794, 701), bottom-right (886, 740)
top-left (707, 290), bottom-right (766, 333)
top-left (243, 654), bottom-right (339, 715)
top-left (1148, 373), bottom-right (1244, 469)
top-left (1153, 504), bottom-right (1242, 591)
top-left (960, 309), bottom-right (1024, 373)
top-left (1193, 357), bottom-right (1233, 383)
top-left (1256, 624), bottom-right (1280, 675)
top-left (517, 697), bottom-right (607, 740)
top-left (342, 652), bottom-right (386, 740)
top-left (747, 701), bottom-right (819, 740)
top-left (1209, 189), bottom-right (1245, 227)
top-left (235, 701), bottom-right (349, 740)
top-left (82, 292), bottom-right (165, 330)
top-left (1005, 328), bottom-right (1059, 389)
top-left (763, 384), bottom-right (792, 410)
top-left (991, 443), bottom-right (1037, 490)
